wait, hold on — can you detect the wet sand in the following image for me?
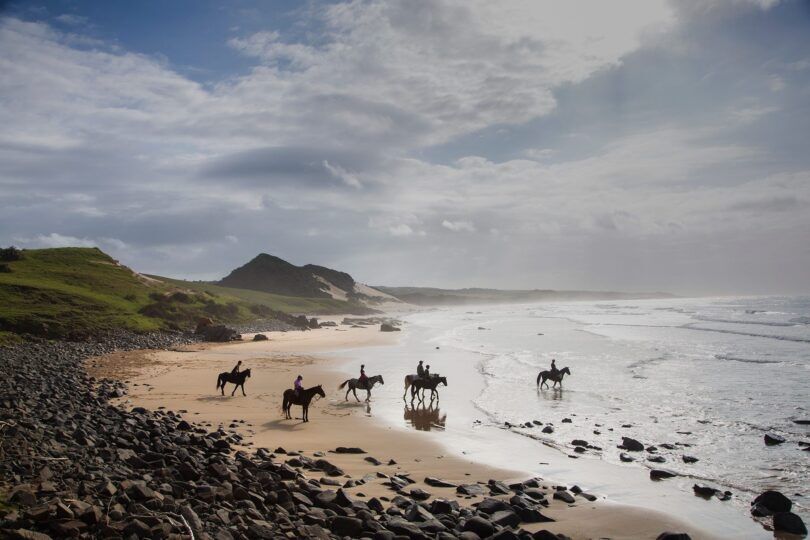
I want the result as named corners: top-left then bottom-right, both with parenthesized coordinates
top-left (89, 323), bottom-right (729, 539)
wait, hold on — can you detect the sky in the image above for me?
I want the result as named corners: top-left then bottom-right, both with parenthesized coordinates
top-left (1, 0), bottom-right (809, 294)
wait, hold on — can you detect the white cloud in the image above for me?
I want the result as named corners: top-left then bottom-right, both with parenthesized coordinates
top-left (442, 220), bottom-right (476, 232)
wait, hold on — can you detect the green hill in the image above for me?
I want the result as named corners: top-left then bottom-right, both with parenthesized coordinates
top-left (0, 247), bottom-right (372, 344)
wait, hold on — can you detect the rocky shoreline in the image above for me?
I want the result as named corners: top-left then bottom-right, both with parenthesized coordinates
top-left (0, 333), bottom-right (584, 540)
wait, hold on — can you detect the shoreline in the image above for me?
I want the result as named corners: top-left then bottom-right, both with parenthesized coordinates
top-left (93, 321), bottom-right (735, 539)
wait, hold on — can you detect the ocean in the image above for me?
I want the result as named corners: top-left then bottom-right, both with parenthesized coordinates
top-left (335, 296), bottom-right (809, 538)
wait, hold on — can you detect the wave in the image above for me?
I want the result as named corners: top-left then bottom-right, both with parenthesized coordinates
top-left (714, 354), bottom-right (782, 365)
top-left (692, 315), bottom-right (798, 328)
top-left (682, 323), bottom-right (810, 343)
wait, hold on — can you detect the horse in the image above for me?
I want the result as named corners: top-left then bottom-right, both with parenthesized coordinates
top-left (338, 374), bottom-right (384, 402)
top-left (282, 385), bottom-right (326, 422)
top-left (216, 368), bottom-right (251, 396)
top-left (536, 366), bottom-right (571, 389)
top-left (411, 375), bottom-right (447, 402)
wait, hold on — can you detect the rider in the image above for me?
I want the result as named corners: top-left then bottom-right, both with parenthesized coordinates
top-left (294, 375), bottom-right (303, 397)
top-left (550, 358), bottom-right (559, 376)
top-left (231, 360), bottom-right (242, 376)
top-left (359, 364), bottom-right (369, 389)
top-left (424, 364), bottom-right (431, 378)
top-left (416, 360), bottom-right (425, 379)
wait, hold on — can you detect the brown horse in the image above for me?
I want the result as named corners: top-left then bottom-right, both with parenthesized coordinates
top-left (338, 374), bottom-right (384, 402)
top-left (536, 367), bottom-right (571, 389)
top-left (216, 368), bottom-right (251, 396)
top-left (282, 385), bottom-right (325, 422)
top-left (411, 375), bottom-right (447, 402)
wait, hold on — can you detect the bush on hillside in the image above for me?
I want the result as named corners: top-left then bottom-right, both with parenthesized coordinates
top-left (0, 263), bottom-right (11, 273)
top-left (0, 246), bottom-right (23, 262)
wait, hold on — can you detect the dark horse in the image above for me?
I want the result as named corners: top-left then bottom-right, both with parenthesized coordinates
top-left (216, 368), bottom-right (251, 396)
top-left (411, 375), bottom-right (447, 402)
top-left (282, 385), bottom-right (326, 422)
top-left (536, 367), bottom-right (571, 389)
top-left (338, 374), bottom-right (384, 402)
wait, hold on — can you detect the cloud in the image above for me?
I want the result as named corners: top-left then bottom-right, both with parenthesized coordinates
top-left (1, 1), bottom-right (808, 293)
top-left (441, 220), bottom-right (476, 232)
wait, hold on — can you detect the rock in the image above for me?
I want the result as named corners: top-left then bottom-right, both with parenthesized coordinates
top-left (329, 516), bottom-right (363, 537)
top-left (648, 455), bottom-right (666, 463)
top-left (425, 477), bottom-right (457, 488)
top-left (693, 485), bottom-right (718, 499)
top-left (477, 498), bottom-right (512, 514)
top-left (773, 512), bottom-right (807, 535)
top-left (764, 433), bottom-right (786, 446)
top-left (5, 530), bottom-right (54, 540)
top-left (650, 469), bottom-right (677, 480)
top-left (252, 333), bottom-right (269, 341)
top-left (334, 446), bottom-right (366, 454)
top-left (682, 455), bottom-right (699, 463)
top-left (656, 533), bottom-right (692, 540)
top-left (380, 323), bottom-right (400, 332)
top-left (456, 484), bottom-right (486, 496)
top-left (619, 437), bottom-right (644, 452)
top-left (553, 490), bottom-right (575, 504)
top-left (365, 456), bottom-right (382, 465)
top-left (752, 490), bottom-right (792, 513)
top-left (462, 516), bottom-right (495, 538)
top-left (491, 510), bottom-right (521, 528)
top-left (409, 488), bottom-right (431, 501)
top-left (542, 426), bottom-right (554, 434)
top-left (619, 452), bottom-right (635, 462)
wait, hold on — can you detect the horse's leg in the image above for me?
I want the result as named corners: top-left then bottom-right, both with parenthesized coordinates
top-left (221, 378), bottom-right (225, 396)
top-left (231, 383), bottom-right (237, 396)
top-left (353, 388), bottom-right (360, 402)
top-left (303, 404), bottom-right (308, 422)
top-left (366, 389), bottom-right (371, 402)
top-left (345, 387), bottom-right (350, 401)
top-left (241, 382), bottom-right (246, 396)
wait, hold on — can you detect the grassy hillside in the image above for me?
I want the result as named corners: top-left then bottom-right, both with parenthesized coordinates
top-left (153, 276), bottom-right (373, 315)
top-left (0, 247), bottom-right (373, 344)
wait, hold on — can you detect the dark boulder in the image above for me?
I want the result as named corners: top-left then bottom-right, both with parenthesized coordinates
top-left (252, 334), bottom-right (269, 341)
top-left (380, 323), bottom-right (401, 332)
top-left (650, 469), bottom-right (677, 480)
top-left (773, 512), bottom-right (807, 536)
top-left (752, 490), bottom-right (792, 513)
top-left (329, 516), bottom-right (363, 537)
top-left (764, 433), bottom-right (786, 446)
top-left (619, 437), bottom-right (644, 452)
top-left (462, 516), bottom-right (494, 538)
top-left (656, 534), bottom-right (692, 540)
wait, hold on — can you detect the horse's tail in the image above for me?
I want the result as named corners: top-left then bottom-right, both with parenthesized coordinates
top-left (536, 372), bottom-right (543, 386)
top-left (281, 393), bottom-right (288, 412)
top-left (216, 374), bottom-right (223, 390)
top-left (338, 379), bottom-right (350, 390)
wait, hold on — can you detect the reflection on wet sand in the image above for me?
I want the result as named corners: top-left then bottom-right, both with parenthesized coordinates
top-left (404, 401), bottom-right (446, 431)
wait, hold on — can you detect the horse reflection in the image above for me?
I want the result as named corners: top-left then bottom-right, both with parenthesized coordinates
top-left (404, 402), bottom-right (446, 431)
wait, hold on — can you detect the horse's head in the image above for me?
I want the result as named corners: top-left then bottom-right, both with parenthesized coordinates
top-left (244, 368), bottom-right (252, 378)
top-left (315, 385), bottom-right (326, 398)
top-left (376, 375), bottom-right (385, 385)
top-left (561, 367), bottom-right (571, 375)
top-left (439, 376), bottom-right (448, 386)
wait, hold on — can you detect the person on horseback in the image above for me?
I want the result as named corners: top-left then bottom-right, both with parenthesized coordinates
top-left (358, 364), bottom-right (369, 389)
top-left (550, 358), bottom-right (559, 377)
top-left (417, 360), bottom-right (425, 379)
top-left (294, 375), bottom-right (303, 397)
top-left (424, 364), bottom-right (431, 378)
top-left (231, 360), bottom-right (242, 376)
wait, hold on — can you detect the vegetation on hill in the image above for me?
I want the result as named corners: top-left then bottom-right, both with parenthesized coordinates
top-left (303, 264), bottom-right (355, 292)
top-left (218, 253), bottom-right (331, 298)
top-left (0, 247), bottom-right (373, 344)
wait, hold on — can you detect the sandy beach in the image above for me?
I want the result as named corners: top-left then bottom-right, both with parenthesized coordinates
top-left (85, 321), bottom-right (733, 539)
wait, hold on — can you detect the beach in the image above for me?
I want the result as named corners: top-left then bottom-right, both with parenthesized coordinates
top-left (88, 311), bottom-right (781, 539)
